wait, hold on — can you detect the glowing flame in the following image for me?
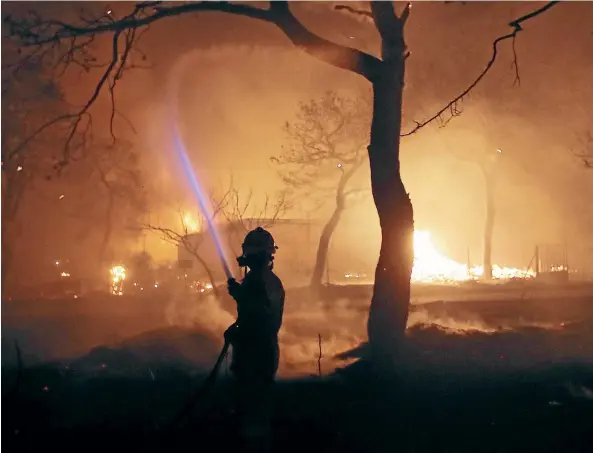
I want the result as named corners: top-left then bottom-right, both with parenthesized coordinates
top-left (412, 231), bottom-right (469, 282)
top-left (411, 230), bottom-right (535, 283)
top-left (182, 212), bottom-right (199, 233)
top-left (110, 265), bottom-right (126, 296)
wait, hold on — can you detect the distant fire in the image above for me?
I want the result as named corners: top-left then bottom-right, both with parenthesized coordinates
top-left (182, 212), bottom-right (199, 233)
top-left (411, 230), bottom-right (535, 283)
top-left (110, 265), bottom-right (126, 296)
top-left (345, 230), bottom-right (535, 284)
top-left (188, 280), bottom-right (214, 293)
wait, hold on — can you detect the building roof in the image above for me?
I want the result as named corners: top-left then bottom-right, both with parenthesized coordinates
top-left (181, 218), bottom-right (317, 240)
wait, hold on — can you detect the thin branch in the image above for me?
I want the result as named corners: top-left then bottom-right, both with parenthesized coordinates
top-left (401, 1), bottom-right (559, 137)
top-left (317, 334), bottom-right (322, 376)
top-left (115, 109), bottom-right (138, 135)
top-left (510, 35), bottom-right (521, 87)
top-left (142, 222), bottom-right (220, 293)
top-left (573, 130), bottom-right (593, 169)
top-left (6, 30), bottom-right (122, 164)
top-left (344, 187), bottom-right (370, 198)
top-left (5, 1), bottom-right (381, 162)
top-left (275, 91), bottom-right (370, 208)
top-left (334, 5), bottom-right (372, 18)
top-left (9, 341), bottom-right (24, 397)
top-left (5, 3), bottom-right (274, 42)
top-left (399, 2), bottom-right (412, 27)
top-left (221, 184), bottom-right (289, 235)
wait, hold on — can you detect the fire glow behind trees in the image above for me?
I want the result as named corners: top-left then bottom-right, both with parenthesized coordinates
top-left (3, 1), bottom-right (568, 365)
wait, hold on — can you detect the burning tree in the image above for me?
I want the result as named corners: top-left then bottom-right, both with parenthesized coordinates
top-left (272, 91), bottom-right (370, 289)
top-left (4, 1), bottom-right (559, 366)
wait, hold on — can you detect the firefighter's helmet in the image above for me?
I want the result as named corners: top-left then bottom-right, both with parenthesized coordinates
top-left (241, 227), bottom-right (277, 257)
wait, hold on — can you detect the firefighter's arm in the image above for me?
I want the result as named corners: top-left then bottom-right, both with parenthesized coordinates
top-left (237, 281), bottom-right (273, 323)
top-left (224, 322), bottom-right (239, 344)
top-left (227, 278), bottom-right (244, 302)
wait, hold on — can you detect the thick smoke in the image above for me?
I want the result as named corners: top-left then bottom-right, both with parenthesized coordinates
top-left (159, 290), bottom-right (576, 377)
top-left (2, 288), bottom-right (589, 379)
top-left (162, 292), bottom-right (365, 376)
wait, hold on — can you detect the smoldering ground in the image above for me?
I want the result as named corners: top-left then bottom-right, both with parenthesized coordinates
top-left (3, 288), bottom-right (593, 453)
top-left (3, 286), bottom-right (593, 378)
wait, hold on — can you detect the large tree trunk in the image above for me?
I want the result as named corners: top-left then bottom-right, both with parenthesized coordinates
top-left (366, 39), bottom-right (414, 367)
top-left (482, 170), bottom-right (495, 279)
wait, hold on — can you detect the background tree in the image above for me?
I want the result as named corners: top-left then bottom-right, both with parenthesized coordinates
top-left (438, 117), bottom-right (504, 280)
top-left (4, 1), bottom-right (558, 365)
top-left (142, 193), bottom-right (230, 298)
top-left (437, 98), bottom-right (546, 280)
top-left (272, 91), bottom-right (370, 289)
top-left (573, 131), bottom-right (593, 169)
top-left (142, 179), bottom-right (288, 293)
top-left (59, 139), bottom-right (148, 265)
top-left (448, 145), bottom-right (503, 280)
top-left (1, 54), bottom-right (68, 289)
top-left (218, 181), bottom-right (291, 267)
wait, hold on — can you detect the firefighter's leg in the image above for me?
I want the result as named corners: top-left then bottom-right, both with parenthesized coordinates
top-left (234, 375), bottom-right (274, 451)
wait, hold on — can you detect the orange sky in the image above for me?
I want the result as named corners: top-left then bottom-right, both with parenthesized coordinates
top-left (100, 2), bottom-right (593, 265)
top-left (4, 1), bottom-right (593, 273)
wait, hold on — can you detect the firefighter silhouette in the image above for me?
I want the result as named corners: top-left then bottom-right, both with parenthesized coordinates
top-left (224, 227), bottom-right (285, 450)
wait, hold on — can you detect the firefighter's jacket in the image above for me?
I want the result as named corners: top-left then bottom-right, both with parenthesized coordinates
top-left (229, 267), bottom-right (285, 380)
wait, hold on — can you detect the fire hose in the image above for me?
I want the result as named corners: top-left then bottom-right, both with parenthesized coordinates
top-left (167, 335), bottom-right (232, 430)
top-left (168, 84), bottom-right (239, 430)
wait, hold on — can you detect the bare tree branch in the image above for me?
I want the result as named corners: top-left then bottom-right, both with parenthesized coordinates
top-left (5, 1), bottom-right (558, 162)
top-left (273, 91), bottom-right (371, 199)
top-left (4, 8), bottom-right (145, 164)
top-left (334, 5), bottom-right (373, 19)
top-left (510, 34), bottom-right (521, 87)
top-left (344, 186), bottom-right (371, 199)
top-left (142, 222), bottom-right (221, 295)
top-left (573, 130), bottom-right (593, 169)
top-left (399, 2), bottom-right (412, 27)
top-left (4, 1), bottom-right (381, 163)
top-left (401, 1), bottom-right (559, 137)
top-left (220, 183), bottom-right (291, 246)
top-left (140, 190), bottom-right (231, 292)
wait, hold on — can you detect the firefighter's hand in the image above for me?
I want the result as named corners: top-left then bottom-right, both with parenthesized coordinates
top-left (227, 278), bottom-right (241, 300)
top-left (224, 323), bottom-right (239, 344)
